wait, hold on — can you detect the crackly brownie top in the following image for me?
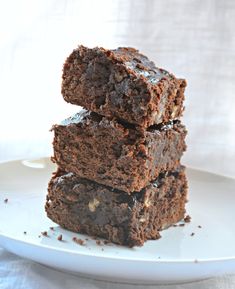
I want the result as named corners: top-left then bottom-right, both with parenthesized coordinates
top-left (111, 47), bottom-right (171, 84)
top-left (60, 109), bottom-right (99, 126)
top-left (58, 110), bottom-right (180, 133)
top-left (77, 45), bottom-right (173, 85)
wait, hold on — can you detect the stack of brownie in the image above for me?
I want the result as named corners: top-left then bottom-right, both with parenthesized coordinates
top-left (46, 46), bottom-right (188, 247)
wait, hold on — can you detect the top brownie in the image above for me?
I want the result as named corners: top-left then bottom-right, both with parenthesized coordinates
top-left (62, 46), bottom-right (186, 128)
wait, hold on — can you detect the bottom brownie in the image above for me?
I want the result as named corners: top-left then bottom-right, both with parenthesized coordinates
top-left (46, 167), bottom-right (188, 247)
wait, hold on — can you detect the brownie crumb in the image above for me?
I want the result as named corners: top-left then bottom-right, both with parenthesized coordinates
top-left (198, 225), bottom-right (202, 228)
top-left (101, 248), bottom-right (104, 251)
top-left (103, 240), bottom-right (110, 245)
top-left (179, 223), bottom-right (185, 227)
top-left (173, 224), bottom-right (178, 227)
top-left (191, 232), bottom-right (195, 236)
top-left (96, 240), bottom-right (102, 246)
top-left (184, 215), bottom-right (191, 223)
top-left (49, 227), bottom-right (54, 231)
top-left (72, 237), bottom-right (85, 245)
top-left (38, 235), bottom-right (41, 238)
top-left (194, 259), bottom-right (198, 263)
top-left (57, 234), bottom-right (63, 241)
top-left (23, 231), bottom-right (27, 235)
top-left (4, 198), bottom-right (8, 203)
top-left (85, 238), bottom-right (89, 241)
top-left (41, 231), bottom-right (48, 237)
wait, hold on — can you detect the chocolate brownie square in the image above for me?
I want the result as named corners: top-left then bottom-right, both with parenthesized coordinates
top-left (62, 46), bottom-right (186, 128)
top-left (52, 110), bottom-right (187, 193)
top-left (46, 166), bottom-right (188, 247)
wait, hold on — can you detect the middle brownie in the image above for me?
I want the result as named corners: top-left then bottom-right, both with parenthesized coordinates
top-left (52, 109), bottom-right (187, 193)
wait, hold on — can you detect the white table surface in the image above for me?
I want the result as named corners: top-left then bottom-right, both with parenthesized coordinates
top-left (0, 0), bottom-right (235, 288)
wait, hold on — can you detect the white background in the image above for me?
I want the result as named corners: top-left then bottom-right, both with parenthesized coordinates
top-left (0, 0), bottom-right (235, 288)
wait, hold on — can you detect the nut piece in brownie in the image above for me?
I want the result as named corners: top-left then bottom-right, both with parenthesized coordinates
top-left (52, 110), bottom-right (187, 193)
top-left (46, 167), bottom-right (188, 247)
top-left (62, 45), bottom-right (186, 128)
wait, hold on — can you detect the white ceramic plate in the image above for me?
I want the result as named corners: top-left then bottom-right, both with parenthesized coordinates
top-left (0, 158), bottom-right (235, 284)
